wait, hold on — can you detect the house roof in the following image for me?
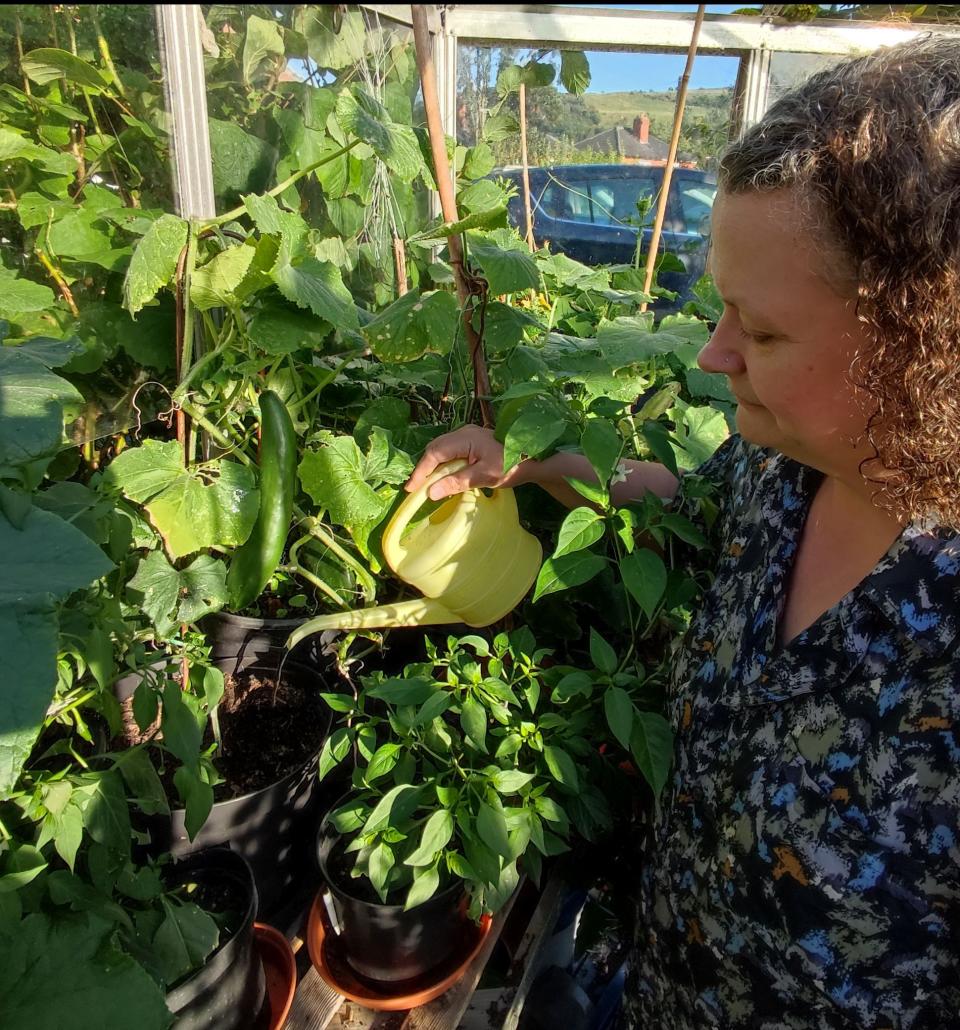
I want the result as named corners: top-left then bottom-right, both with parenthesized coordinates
top-left (575, 126), bottom-right (671, 161)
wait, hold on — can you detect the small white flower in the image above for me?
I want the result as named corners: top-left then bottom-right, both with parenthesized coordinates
top-left (610, 461), bottom-right (633, 486)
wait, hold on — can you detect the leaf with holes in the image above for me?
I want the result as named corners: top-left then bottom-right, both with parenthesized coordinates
top-left (362, 289), bottom-right (459, 362)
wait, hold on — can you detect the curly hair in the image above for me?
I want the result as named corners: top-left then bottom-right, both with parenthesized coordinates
top-left (719, 35), bottom-right (960, 527)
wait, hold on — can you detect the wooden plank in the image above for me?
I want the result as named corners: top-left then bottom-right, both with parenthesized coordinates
top-left (286, 966), bottom-right (345, 1030)
top-left (399, 890), bottom-right (519, 1030)
top-left (500, 878), bottom-right (569, 1030)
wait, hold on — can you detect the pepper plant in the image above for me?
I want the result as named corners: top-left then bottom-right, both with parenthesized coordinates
top-left (318, 629), bottom-right (634, 918)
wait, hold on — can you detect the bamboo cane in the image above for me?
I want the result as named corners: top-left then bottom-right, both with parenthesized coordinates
top-left (519, 82), bottom-right (536, 250)
top-left (411, 5), bottom-right (494, 428)
top-left (640, 5), bottom-right (706, 313)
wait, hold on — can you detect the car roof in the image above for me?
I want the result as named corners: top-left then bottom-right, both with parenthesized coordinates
top-left (490, 163), bottom-right (717, 183)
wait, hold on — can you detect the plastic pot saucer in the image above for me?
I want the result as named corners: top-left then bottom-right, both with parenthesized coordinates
top-left (253, 923), bottom-right (297, 1030)
top-left (306, 893), bottom-right (492, 1011)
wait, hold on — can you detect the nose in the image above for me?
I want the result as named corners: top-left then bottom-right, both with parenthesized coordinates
top-left (698, 313), bottom-right (746, 376)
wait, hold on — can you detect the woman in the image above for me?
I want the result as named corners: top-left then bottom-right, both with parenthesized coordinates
top-left (406, 36), bottom-right (960, 1029)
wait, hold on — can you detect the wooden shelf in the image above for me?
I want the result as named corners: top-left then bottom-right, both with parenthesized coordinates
top-left (285, 873), bottom-right (567, 1030)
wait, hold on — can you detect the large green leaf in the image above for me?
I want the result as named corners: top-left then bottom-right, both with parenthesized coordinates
top-left (298, 432), bottom-right (386, 526)
top-left (0, 338), bottom-right (83, 479)
top-left (620, 548), bottom-right (667, 619)
top-left (127, 551), bottom-right (228, 636)
top-left (581, 419), bottom-right (622, 487)
top-left (102, 439), bottom-right (185, 503)
top-left (362, 289), bottom-right (459, 363)
top-left (143, 460), bottom-right (259, 559)
top-left (630, 711), bottom-right (673, 797)
top-left (597, 316), bottom-right (702, 368)
top-left (0, 601), bottom-right (58, 795)
top-left (190, 243), bottom-right (256, 311)
top-left (502, 394), bottom-right (570, 473)
top-left (271, 237), bottom-right (359, 331)
top-left (560, 50), bottom-right (591, 94)
top-left (209, 119), bottom-right (277, 204)
top-left (298, 7), bottom-right (366, 70)
top-left (81, 770), bottom-right (131, 854)
top-left (0, 912), bottom-right (172, 1030)
top-left (242, 193), bottom-right (307, 243)
top-left (0, 506), bottom-right (112, 605)
top-left (335, 89), bottom-right (423, 182)
top-left (242, 15), bottom-right (284, 84)
top-left (123, 214), bottom-right (188, 316)
top-left (532, 551), bottom-right (606, 603)
top-left (0, 129), bottom-right (75, 175)
top-left (105, 441), bottom-right (258, 558)
top-left (0, 266), bottom-right (55, 316)
top-left (46, 208), bottom-right (118, 267)
top-left (468, 229), bottom-right (540, 295)
top-left (151, 900), bottom-right (220, 986)
top-left (553, 508), bottom-right (604, 559)
top-left (671, 401), bottom-right (729, 470)
top-left (21, 48), bottom-right (111, 92)
top-left (248, 303), bottom-right (332, 355)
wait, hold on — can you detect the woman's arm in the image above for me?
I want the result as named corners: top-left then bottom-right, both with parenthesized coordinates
top-left (404, 425), bottom-right (681, 506)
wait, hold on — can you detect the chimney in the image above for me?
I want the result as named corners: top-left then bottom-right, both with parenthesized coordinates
top-left (633, 113), bottom-right (650, 144)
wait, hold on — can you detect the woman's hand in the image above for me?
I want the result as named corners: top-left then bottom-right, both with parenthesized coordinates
top-left (404, 425), bottom-right (529, 501)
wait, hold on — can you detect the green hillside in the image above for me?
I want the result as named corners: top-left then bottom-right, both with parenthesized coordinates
top-left (583, 87), bottom-right (734, 135)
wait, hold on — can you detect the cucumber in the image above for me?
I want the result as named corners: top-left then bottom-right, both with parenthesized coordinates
top-left (226, 390), bottom-right (297, 611)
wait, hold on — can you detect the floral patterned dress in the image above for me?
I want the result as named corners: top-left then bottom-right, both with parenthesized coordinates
top-left (625, 435), bottom-right (960, 1029)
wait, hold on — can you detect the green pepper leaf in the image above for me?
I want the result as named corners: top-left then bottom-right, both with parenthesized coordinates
top-left (405, 810), bottom-right (455, 867)
top-left (603, 687), bottom-right (634, 751)
top-left (553, 507), bottom-right (604, 560)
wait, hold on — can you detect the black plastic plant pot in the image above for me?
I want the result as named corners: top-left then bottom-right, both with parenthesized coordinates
top-left (201, 610), bottom-right (317, 675)
top-left (158, 659), bottom-right (334, 920)
top-left (316, 808), bottom-right (473, 985)
top-left (165, 847), bottom-right (269, 1030)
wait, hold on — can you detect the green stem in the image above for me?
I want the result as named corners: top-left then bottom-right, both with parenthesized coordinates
top-left (281, 556), bottom-right (349, 610)
top-left (173, 320), bottom-right (235, 402)
top-left (90, 5), bottom-right (126, 98)
top-left (49, 688), bottom-right (98, 722)
top-left (203, 139), bottom-right (361, 227)
top-left (297, 514), bottom-right (377, 604)
top-left (287, 352), bottom-right (365, 415)
top-left (177, 398), bottom-right (251, 464)
top-left (179, 223), bottom-right (200, 384)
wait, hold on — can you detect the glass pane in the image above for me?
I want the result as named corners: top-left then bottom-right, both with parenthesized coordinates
top-left (768, 51), bottom-right (844, 108)
top-left (0, 5), bottom-right (175, 446)
top-left (200, 6), bottom-right (430, 309)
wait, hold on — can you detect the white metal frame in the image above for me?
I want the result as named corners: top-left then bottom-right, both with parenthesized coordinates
top-left (157, 4), bottom-right (960, 197)
top-left (155, 4), bottom-right (216, 219)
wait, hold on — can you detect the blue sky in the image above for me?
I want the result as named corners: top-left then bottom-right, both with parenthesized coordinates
top-left (564, 4), bottom-right (746, 92)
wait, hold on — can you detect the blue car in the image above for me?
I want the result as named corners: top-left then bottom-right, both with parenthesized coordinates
top-left (492, 164), bottom-right (717, 302)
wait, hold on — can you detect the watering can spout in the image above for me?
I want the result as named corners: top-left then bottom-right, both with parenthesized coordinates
top-left (286, 598), bottom-right (461, 650)
top-left (287, 458), bottom-right (543, 650)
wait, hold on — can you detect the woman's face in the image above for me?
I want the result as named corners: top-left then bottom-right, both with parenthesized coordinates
top-left (698, 188), bottom-right (874, 480)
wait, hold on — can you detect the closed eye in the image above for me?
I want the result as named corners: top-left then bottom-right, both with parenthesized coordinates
top-left (739, 327), bottom-right (774, 344)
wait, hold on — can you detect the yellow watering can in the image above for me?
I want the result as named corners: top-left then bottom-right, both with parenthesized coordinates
top-left (286, 460), bottom-right (542, 649)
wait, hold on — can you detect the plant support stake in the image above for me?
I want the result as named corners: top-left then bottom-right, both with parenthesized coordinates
top-left (411, 5), bottom-right (494, 429)
top-left (640, 4), bottom-right (706, 312)
top-left (519, 82), bottom-right (535, 251)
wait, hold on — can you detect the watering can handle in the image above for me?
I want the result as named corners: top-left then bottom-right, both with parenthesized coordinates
top-left (381, 458), bottom-right (468, 570)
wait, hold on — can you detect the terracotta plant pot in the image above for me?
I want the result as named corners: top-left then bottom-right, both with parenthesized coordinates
top-left (253, 923), bottom-right (297, 1030)
top-left (306, 892), bottom-right (492, 1011)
